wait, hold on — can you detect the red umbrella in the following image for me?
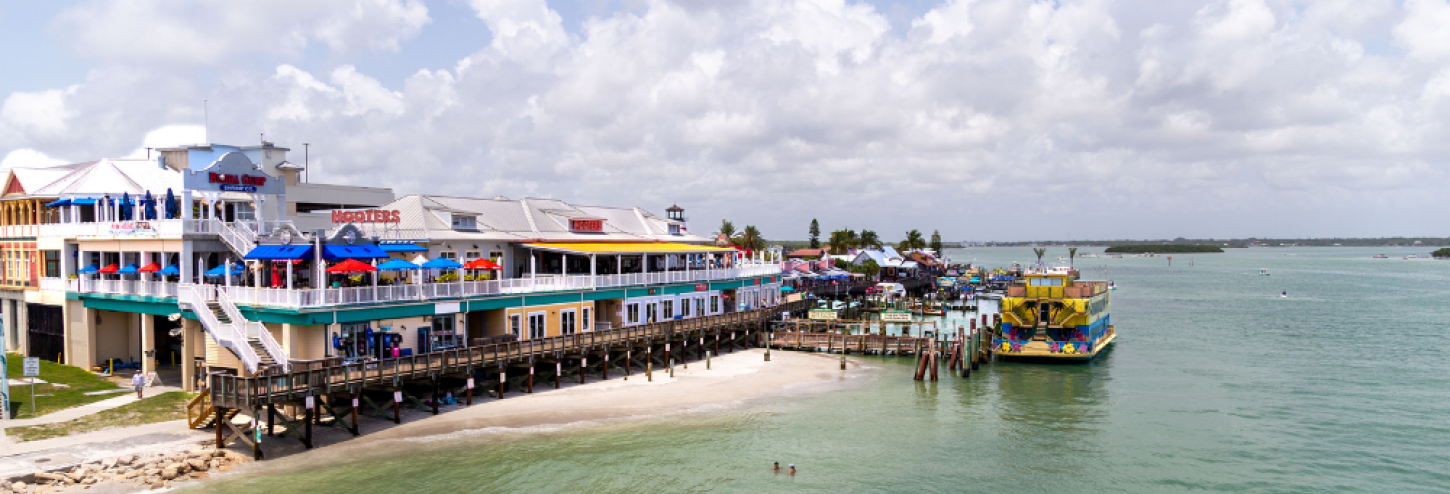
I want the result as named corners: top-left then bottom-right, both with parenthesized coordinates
top-left (326, 259), bottom-right (377, 273)
top-left (138, 263), bottom-right (162, 273)
top-left (463, 258), bottom-right (502, 270)
top-left (271, 265), bottom-right (282, 287)
top-left (99, 264), bottom-right (120, 274)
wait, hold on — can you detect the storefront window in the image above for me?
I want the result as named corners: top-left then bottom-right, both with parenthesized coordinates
top-left (337, 323), bottom-right (372, 360)
top-left (627, 303), bottom-right (640, 324)
top-left (582, 307), bottom-right (591, 331)
top-left (662, 300), bottom-right (674, 319)
top-left (528, 312), bottom-right (546, 339)
top-left (561, 310), bottom-right (577, 335)
top-left (509, 314), bottom-right (522, 336)
top-left (711, 296), bottom-right (720, 313)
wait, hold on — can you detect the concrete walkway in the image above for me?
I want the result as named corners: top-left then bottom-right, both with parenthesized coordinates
top-left (1, 386), bottom-right (182, 428)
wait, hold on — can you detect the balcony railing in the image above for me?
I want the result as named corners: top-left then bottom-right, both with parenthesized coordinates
top-left (70, 264), bottom-right (784, 309)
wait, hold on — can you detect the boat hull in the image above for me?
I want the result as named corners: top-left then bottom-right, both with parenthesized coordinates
top-left (993, 331), bottom-right (1116, 362)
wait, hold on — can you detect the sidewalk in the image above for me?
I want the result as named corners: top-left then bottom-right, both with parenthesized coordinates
top-left (1, 386), bottom-right (181, 428)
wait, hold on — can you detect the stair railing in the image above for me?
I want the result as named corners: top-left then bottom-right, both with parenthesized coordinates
top-left (179, 285), bottom-right (262, 374)
top-left (215, 288), bottom-right (289, 372)
top-left (210, 218), bottom-right (256, 258)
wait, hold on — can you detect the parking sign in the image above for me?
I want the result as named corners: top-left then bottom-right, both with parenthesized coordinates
top-left (23, 357), bottom-right (40, 377)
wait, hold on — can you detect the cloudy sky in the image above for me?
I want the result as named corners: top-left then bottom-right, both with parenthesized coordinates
top-left (0, 0), bottom-right (1445, 242)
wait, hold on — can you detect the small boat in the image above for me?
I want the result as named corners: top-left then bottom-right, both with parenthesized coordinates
top-left (1280, 290), bottom-right (1287, 298)
top-left (1373, 254), bottom-right (1388, 259)
top-left (1259, 269), bottom-right (1270, 276)
top-left (1108, 280), bottom-right (1117, 290)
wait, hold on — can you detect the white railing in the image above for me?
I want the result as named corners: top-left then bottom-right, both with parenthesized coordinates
top-left (210, 219), bottom-right (256, 257)
top-left (214, 289), bottom-right (288, 371)
top-left (39, 277), bottom-right (69, 292)
top-left (179, 286), bottom-right (261, 375)
top-left (73, 263), bottom-right (786, 310)
top-left (38, 219), bottom-right (187, 239)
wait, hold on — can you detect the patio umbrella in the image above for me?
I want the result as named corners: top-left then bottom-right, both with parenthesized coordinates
top-left (157, 265), bottom-right (180, 276)
top-left (463, 259), bottom-right (502, 270)
top-left (421, 257), bottom-right (464, 270)
top-left (326, 259), bottom-right (377, 273)
top-left (117, 264), bottom-right (139, 275)
top-left (138, 263), bottom-right (162, 273)
top-left (120, 192), bottom-right (132, 220)
top-left (78, 264), bottom-right (99, 274)
top-left (205, 264), bottom-right (245, 277)
top-left (377, 259), bottom-right (421, 271)
top-left (99, 264), bottom-right (120, 274)
top-left (164, 189), bottom-right (177, 219)
top-left (143, 191), bottom-right (157, 220)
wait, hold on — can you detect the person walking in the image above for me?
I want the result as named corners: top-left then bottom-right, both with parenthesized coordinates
top-left (131, 371), bottom-right (146, 399)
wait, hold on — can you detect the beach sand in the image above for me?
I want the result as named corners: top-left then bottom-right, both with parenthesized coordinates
top-left (9, 349), bottom-right (868, 493)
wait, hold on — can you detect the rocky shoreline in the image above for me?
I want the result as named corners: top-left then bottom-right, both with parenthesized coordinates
top-left (2, 445), bottom-right (249, 493)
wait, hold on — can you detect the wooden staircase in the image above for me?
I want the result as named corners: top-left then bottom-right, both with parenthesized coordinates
top-left (187, 388), bottom-right (239, 429)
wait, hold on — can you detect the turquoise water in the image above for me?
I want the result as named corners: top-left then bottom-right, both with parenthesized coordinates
top-left (190, 247), bottom-right (1450, 493)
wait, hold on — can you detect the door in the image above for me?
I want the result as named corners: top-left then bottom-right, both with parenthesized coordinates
top-left (645, 302), bottom-right (659, 323)
top-left (527, 312), bottom-right (546, 340)
top-left (560, 310), bottom-right (577, 336)
top-left (26, 303), bottom-right (63, 361)
top-left (626, 303), bottom-right (641, 326)
top-left (509, 314), bottom-right (522, 338)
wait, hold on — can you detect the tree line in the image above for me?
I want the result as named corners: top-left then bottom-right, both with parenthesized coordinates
top-left (807, 219), bottom-right (943, 255)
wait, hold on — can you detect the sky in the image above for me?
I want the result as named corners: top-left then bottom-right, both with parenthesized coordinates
top-left (0, 0), bottom-right (1446, 243)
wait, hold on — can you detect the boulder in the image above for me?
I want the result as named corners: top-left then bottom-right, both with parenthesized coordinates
top-left (11, 482), bottom-right (26, 492)
top-left (32, 473), bottom-right (67, 484)
top-left (100, 458), bottom-right (117, 469)
top-left (186, 459), bottom-right (208, 472)
top-left (151, 482), bottom-right (165, 490)
top-left (160, 468), bottom-right (179, 481)
top-left (117, 455), bottom-right (135, 466)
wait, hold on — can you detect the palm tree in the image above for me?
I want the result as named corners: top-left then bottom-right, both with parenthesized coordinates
top-left (1069, 247), bottom-right (1078, 268)
top-left (718, 220), bottom-right (736, 243)
top-left (1033, 248), bottom-right (1046, 266)
top-left (859, 230), bottom-right (882, 249)
top-left (898, 229), bottom-right (925, 251)
top-left (739, 225), bottom-right (765, 252)
top-left (827, 229), bottom-right (858, 255)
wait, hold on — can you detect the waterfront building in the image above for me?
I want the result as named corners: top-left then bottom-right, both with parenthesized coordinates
top-left (3, 141), bottom-right (783, 391)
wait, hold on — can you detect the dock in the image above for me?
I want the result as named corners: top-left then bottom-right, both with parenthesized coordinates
top-left (195, 299), bottom-right (813, 459)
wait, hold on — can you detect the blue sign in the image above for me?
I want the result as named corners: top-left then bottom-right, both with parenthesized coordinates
top-left (220, 185), bottom-right (257, 192)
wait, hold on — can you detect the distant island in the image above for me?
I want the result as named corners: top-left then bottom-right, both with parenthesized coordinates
top-left (1434, 248), bottom-right (1450, 259)
top-left (1105, 245), bottom-right (1224, 254)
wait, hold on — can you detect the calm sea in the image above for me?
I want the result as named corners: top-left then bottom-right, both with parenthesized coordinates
top-left (188, 247), bottom-right (1450, 494)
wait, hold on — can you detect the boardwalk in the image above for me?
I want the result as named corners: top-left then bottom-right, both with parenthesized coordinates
top-left (199, 300), bottom-right (812, 458)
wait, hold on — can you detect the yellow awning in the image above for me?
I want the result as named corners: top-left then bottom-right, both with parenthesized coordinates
top-left (523, 242), bottom-right (737, 254)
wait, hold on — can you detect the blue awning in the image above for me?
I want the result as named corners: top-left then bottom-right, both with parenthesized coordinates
top-left (70, 198), bottom-right (98, 205)
top-left (117, 264), bottom-right (139, 274)
top-left (244, 245), bottom-right (315, 260)
top-left (322, 244), bottom-right (390, 260)
top-left (378, 243), bottom-right (427, 253)
top-left (45, 199), bottom-right (71, 207)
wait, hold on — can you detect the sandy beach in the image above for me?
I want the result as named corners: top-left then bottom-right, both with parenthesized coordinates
top-left (2, 349), bottom-right (869, 493)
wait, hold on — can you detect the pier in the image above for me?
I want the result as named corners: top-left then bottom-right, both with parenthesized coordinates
top-left (195, 300), bottom-right (813, 459)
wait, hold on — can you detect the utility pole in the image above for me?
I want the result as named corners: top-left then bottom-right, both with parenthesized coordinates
top-left (303, 143), bottom-right (310, 183)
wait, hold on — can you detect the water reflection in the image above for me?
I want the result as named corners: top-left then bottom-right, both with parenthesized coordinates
top-left (990, 359), bottom-right (1112, 477)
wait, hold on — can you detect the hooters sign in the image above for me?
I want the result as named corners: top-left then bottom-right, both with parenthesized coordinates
top-left (569, 218), bottom-right (605, 232)
top-left (332, 210), bottom-right (401, 224)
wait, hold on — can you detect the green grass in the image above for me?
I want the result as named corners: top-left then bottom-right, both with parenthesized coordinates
top-left (7, 391), bottom-right (196, 442)
top-left (1103, 244), bottom-right (1224, 254)
top-left (4, 353), bottom-right (125, 420)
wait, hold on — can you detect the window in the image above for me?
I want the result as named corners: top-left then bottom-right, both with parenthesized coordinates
top-left (710, 296), bottom-right (720, 314)
top-left (662, 300), bottom-right (674, 319)
top-left (451, 215), bottom-right (478, 229)
top-left (582, 307), bottom-right (591, 331)
top-left (440, 251), bottom-right (458, 260)
top-left (528, 312), bottom-right (546, 339)
top-left (681, 297), bottom-right (691, 318)
top-left (627, 303), bottom-right (640, 324)
top-left (561, 309), bottom-right (577, 335)
top-left (509, 314), bottom-right (522, 337)
top-left (464, 250), bottom-right (482, 260)
top-left (43, 251), bottom-right (59, 278)
top-left (695, 298), bottom-right (705, 317)
top-left (668, 224), bottom-right (680, 235)
top-left (646, 302), bottom-right (658, 323)
top-left (489, 250), bottom-right (504, 262)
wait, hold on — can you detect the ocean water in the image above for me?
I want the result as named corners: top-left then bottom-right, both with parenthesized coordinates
top-left (189, 247), bottom-right (1450, 494)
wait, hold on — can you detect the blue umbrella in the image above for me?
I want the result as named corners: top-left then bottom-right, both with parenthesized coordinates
top-left (143, 191), bottom-right (157, 220)
top-left (204, 263), bottom-right (245, 277)
top-left (421, 257), bottom-right (464, 269)
top-left (164, 189), bottom-right (177, 219)
top-left (157, 265), bottom-right (180, 276)
top-left (117, 264), bottom-right (139, 274)
top-left (120, 192), bottom-right (132, 220)
top-left (78, 264), bottom-right (99, 274)
top-left (377, 259), bottom-right (421, 271)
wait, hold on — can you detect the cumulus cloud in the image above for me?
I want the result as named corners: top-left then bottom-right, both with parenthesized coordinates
top-left (3, 0), bottom-right (1448, 239)
top-left (51, 0), bottom-right (429, 65)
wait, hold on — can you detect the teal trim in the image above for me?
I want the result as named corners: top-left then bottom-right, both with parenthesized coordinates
top-left (81, 298), bottom-right (185, 317)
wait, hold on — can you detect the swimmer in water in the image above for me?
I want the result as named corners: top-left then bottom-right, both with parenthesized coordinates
top-left (773, 462), bottom-right (779, 472)
top-left (789, 464), bottom-right (796, 476)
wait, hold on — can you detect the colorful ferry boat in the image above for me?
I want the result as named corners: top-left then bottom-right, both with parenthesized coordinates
top-left (994, 267), bottom-right (1114, 361)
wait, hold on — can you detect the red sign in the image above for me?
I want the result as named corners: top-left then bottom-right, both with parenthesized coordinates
top-left (695, 283), bottom-right (708, 292)
top-left (332, 210), bottom-right (401, 224)
top-left (569, 218), bottom-right (604, 232)
top-left (208, 172), bottom-right (267, 186)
